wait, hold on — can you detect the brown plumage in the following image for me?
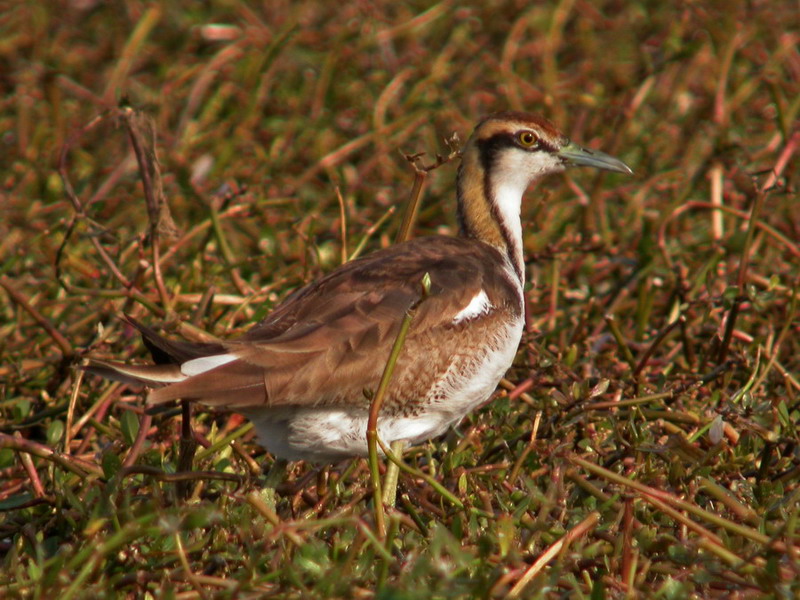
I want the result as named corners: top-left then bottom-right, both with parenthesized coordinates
top-left (84, 111), bottom-right (631, 462)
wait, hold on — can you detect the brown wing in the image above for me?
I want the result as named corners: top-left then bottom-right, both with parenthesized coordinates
top-left (148, 236), bottom-right (522, 408)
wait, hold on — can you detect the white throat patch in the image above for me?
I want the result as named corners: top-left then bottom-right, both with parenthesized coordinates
top-left (490, 149), bottom-right (565, 278)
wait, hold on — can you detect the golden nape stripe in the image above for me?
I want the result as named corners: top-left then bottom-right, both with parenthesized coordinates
top-left (83, 111), bottom-right (632, 463)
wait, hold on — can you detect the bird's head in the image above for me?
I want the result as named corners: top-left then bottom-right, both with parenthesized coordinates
top-left (462, 111), bottom-right (632, 189)
top-left (455, 111), bottom-right (633, 277)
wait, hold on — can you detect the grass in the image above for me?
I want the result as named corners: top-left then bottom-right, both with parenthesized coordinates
top-left (1, 1), bottom-right (799, 597)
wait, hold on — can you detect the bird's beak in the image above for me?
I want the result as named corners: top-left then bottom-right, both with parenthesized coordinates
top-left (558, 141), bottom-right (633, 175)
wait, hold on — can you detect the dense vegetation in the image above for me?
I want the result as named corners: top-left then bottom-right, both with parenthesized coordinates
top-left (1, 1), bottom-right (798, 597)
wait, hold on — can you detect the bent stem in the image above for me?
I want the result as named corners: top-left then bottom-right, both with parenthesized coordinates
top-left (367, 273), bottom-right (431, 538)
top-left (395, 141), bottom-right (460, 245)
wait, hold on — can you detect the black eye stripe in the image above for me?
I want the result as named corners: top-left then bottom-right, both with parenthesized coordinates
top-left (477, 132), bottom-right (557, 169)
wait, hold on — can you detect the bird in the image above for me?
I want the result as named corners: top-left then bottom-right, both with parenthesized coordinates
top-left (84, 111), bottom-right (632, 464)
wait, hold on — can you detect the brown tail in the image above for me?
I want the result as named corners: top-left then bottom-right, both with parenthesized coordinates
top-left (81, 315), bottom-right (228, 390)
top-left (123, 315), bottom-right (226, 364)
top-left (81, 358), bottom-right (185, 387)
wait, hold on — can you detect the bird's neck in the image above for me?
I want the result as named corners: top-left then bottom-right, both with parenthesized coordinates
top-left (456, 150), bottom-right (526, 285)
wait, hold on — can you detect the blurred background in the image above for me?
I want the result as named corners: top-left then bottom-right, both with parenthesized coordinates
top-left (1, 1), bottom-right (798, 597)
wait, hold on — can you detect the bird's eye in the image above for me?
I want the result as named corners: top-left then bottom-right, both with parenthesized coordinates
top-left (518, 131), bottom-right (538, 147)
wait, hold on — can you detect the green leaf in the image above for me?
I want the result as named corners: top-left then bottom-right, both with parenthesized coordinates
top-left (0, 492), bottom-right (34, 510)
top-left (589, 379), bottom-right (610, 398)
top-left (496, 513), bottom-right (514, 558)
top-left (27, 560), bottom-right (42, 582)
top-left (120, 410), bottom-right (140, 447)
top-left (777, 401), bottom-right (792, 429)
top-left (101, 450), bottom-right (122, 479)
top-left (767, 274), bottom-right (780, 290)
top-left (564, 344), bottom-right (579, 367)
top-left (457, 471), bottom-right (467, 495)
top-left (590, 577), bottom-right (606, 600)
top-left (13, 398), bottom-right (31, 421)
top-left (0, 448), bottom-right (15, 469)
top-left (46, 419), bottom-right (64, 447)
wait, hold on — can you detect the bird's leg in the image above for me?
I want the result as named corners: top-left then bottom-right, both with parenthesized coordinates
top-left (176, 399), bottom-right (197, 499)
top-left (316, 465), bottom-right (330, 498)
top-left (261, 457), bottom-right (288, 511)
top-left (381, 439), bottom-right (407, 507)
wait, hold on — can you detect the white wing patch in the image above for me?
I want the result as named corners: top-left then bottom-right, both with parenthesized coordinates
top-left (181, 353), bottom-right (238, 376)
top-left (452, 289), bottom-right (493, 325)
